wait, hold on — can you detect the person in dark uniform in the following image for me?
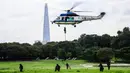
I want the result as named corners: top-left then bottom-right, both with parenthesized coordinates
top-left (107, 61), bottom-right (110, 70)
top-left (55, 64), bottom-right (60, 72)
top-left (99, 63), bottom-right (104, 72)
top-left (66, 63), bottom-right (71, 69)
top-left (19, 64), bottom-right (23, 72)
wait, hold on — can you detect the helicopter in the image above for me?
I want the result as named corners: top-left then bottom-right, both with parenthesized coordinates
top-left (52, 3), bottom-right (106, 27)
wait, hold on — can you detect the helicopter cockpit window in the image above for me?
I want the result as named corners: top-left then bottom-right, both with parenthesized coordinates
top-left (56, 17), bottom-right (60, 20)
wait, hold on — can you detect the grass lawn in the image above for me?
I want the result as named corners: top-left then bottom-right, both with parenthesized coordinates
top-left (0, 60), bottom-right (130, 73)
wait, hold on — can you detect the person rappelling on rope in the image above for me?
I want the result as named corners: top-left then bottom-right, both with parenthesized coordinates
top-left (64, 27), bottom-right (66, 34)
top-left (64, 27), bottom-right (66, 41)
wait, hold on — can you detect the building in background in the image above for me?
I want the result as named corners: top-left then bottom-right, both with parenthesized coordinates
top-left (43, 3), bottom-right (50, 44)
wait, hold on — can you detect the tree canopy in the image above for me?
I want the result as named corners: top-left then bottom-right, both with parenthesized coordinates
top-left (0, 27), bottom-right (130, 62)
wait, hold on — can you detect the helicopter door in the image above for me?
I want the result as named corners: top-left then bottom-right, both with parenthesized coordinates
top-left (61, 17), bottom-right (65, 21)
top-left (65, 17), bottom-right (67, 22)
top-left (61, 17), bottom-right (69, 22)
top-left (61, 16), bottom-right (74, 22)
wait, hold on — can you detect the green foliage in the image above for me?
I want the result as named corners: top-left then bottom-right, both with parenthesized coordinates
top-left (0, 27), bottom-right (130, 62)
top-left (97, 48), bottom-right (114, 61)
top-left (83, 47), bottom-right (99, 61)
top-left (57, 49), bottom-right (66, 59)
top-left (33, 41), bottom-right (43, 46)
top-left (120, 47), bottom-right (130, 60)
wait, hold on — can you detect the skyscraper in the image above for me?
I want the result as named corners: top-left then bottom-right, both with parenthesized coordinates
top-left (43, 3), bottom-right (50, 44)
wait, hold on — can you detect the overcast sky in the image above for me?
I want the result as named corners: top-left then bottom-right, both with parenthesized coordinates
top-left (0, 0), bottom-right (130, 44)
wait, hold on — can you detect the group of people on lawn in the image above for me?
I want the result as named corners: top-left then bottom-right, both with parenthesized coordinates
top-left (19, 63), bottom-right (71, 72)
top-left (19, 62), bottom-right (110, 72)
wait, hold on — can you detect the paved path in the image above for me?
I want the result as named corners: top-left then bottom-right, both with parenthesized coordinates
top-left (80, 63), bottom-right (130, 68)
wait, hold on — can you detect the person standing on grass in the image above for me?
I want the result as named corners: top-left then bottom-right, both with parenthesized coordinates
top-left (66, 63), bottom-right (71, 69)
top-left (99, 63), bottom-right (104, 72)
top-left (107, 61), bottom-right (110, 70)
top-left (55, 64), bottom-right (60, 72)
top-left (19, 64), bottom-right (23, 72)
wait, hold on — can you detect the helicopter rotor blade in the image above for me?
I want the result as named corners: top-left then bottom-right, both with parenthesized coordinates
top-left (73, 11), bottom-right (92, 12)
top-left (70, 2), bottom-right (83, 10)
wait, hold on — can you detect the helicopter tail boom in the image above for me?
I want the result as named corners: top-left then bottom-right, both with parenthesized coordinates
top-left (98, 12), bottom-right (106, 19)
top-left (83, 12), bottom-right (106, 21)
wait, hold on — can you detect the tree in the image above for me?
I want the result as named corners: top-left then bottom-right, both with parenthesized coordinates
top-left (83, 47), bottom-right (99, 61)
top-left (117, 30), bottom-right (122, 36)
top-left (99, 34), bottom-right (111, 47)
top-left (0, 43), bottom-right (8, 60)
top-left (57, 41), bottom-right (76, 59)
top-left (120, 47), bottom-right (130, 60)
top-left (123, 27), bottom-right (129, 34)
top-left (72, 40), bottom-right (83, 59)
top-left (78, 34), bottom-right (101, 48)
top-left (66, 52), bottom-right (72, 58)
top-left (97, 48), bottom-right (114, 70)
top-left (6, 44), bottom-right (28, 60)
top-left (40, 42), bottom-right (58, 58)
top-left (112, 27), bottom-right (130, 49)
top-left (97, 48), bottom-right (114, 61)
top-left (33, 41), bottom-right (43, 46)
top-left (57, 49), bottom-right (66, 59)
top-left (28, 45), bottom-right (42, 58)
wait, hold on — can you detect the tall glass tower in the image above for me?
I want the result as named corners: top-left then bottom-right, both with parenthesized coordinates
top-left (43, 3), bottom-right (50, 44)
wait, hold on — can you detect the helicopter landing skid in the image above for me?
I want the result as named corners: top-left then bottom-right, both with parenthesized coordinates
top-left (72, 24), bottom-right (76, 27)
top-left (58, 24), bottom-right (60, 27)
top-left (74, 25), bottom-right (76, 27)
top-left (57, 24), bottom-right (76, 27)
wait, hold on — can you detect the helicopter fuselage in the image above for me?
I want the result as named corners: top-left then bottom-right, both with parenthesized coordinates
top-left (52, 12), bottom-right (105, 27)
top-left (54, 16), bottom-right (83, 25)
